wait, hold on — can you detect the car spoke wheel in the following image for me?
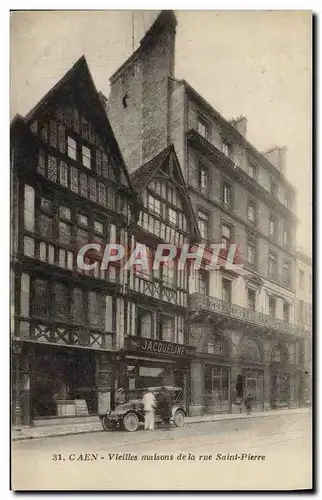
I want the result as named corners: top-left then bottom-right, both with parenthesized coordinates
top-left (101, 417), bottom-right (115, 432)
top-left (123, 412), bottom-right (139, 432)
top-left (173, 410), bottom-right (185, 427)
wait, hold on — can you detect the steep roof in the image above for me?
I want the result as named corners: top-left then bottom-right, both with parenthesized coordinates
top-left (13, 55), bottom-right (134, 193)
top-left (131, 144), bottom-right (201, 242)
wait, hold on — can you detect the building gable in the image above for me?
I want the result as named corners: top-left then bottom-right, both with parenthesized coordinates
top-left (23, 56), bottom-right (133, 192)
top-left (132, 144), bottom-right (201, 243)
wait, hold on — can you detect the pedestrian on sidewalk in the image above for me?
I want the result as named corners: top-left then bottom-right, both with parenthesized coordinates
top-left (158, 387), bottom-right (172, 428)
top-left (143, 389), bottom-right (156, 431)
top-left (245, 393), bottom-right (254, 415)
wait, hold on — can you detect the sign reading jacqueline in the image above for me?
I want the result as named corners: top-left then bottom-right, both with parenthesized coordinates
top-left (124, 336), bottom-right (196, 357)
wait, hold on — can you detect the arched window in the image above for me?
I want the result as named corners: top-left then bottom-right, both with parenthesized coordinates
top-left (241, 340), bottom-right (261, 362)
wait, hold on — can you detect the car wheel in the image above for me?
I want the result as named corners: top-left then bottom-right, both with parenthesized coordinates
top-left (101, 416), bottom-right (115, 432)
top-left (173, 410), bottom-right (185, 427)
top-left (123, 412), bottom-right (139, 432)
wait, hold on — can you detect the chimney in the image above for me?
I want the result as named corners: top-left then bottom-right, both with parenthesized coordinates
top-left (230, 115), bottom-right (247, 137)
top-left (108, 10), bottom-right (177, 173)
top-left (262, 146), bottom-right (287, 173)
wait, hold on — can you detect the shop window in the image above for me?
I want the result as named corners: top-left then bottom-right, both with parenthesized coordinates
top-left (137, 308), bottom-right (152, 338)
top-left (272, 373), bottom-right (290, 404)
top-left (205, 366), bottom-right (229, 401)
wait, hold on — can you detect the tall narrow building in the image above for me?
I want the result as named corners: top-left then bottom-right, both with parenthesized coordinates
top-left (11, 57), bottom-right (135, 424)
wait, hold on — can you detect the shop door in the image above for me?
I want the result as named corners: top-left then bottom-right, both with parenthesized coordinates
top-left (271, 372), bottom-right (290, 407)
top-left (243, 369), bottom-right (264, 408)
top-left (205, 366), bottom-right (230, 413)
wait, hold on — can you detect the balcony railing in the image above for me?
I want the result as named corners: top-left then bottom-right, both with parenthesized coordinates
top-left (189, 293), bottom-right (310, 338)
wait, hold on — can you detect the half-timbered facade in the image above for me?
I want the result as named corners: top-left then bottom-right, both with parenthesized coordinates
top-left (11, 57), bottom-right (136, 425)
top-left (119, 145), bottom-right (200, 403)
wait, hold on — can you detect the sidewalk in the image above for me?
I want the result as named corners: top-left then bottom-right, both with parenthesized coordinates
top-left (12, 407), bottom-right (310, 442)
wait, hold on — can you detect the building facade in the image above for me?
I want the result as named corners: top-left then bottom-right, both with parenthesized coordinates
top-left (11, 57), bottom-right (136, 425)
top-left (108, 10), bottom-right (311, 415)
top-left (11, 55), bottom-right (200, 425)
top-left (119, 144), bottom-right (200, 402)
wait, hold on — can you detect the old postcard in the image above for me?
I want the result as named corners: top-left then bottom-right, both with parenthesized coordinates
top-left (10, 9), bottom-right (312, 491)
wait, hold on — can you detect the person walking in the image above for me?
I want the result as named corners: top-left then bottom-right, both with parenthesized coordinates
top-left (245, 393), bottom-right (254, 415)
top-left (143, 389), bottom-right (156, 431)
top-left (158, 387), bottom-right (172, 428)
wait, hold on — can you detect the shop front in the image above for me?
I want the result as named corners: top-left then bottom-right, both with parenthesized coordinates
top-left (28, 344), bottom-right (115, 421)
top-left (120, 337), bottom-right (196, 409)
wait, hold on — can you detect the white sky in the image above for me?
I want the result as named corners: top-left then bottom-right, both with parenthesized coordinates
top-left (10, 10), bottom-right (312, 253)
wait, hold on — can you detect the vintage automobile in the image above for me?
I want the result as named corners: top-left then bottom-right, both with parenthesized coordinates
top-left (100, 386), bottom-right (186, 432)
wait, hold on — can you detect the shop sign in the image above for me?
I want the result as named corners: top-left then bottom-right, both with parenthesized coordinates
top-left (124, 337), bottom-right (196, 358)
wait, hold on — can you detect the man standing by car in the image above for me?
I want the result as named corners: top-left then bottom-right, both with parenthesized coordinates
top-left (158, 387), bottom-right (172, 428)
top-left (143, 389), bottom-right (156, 431)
